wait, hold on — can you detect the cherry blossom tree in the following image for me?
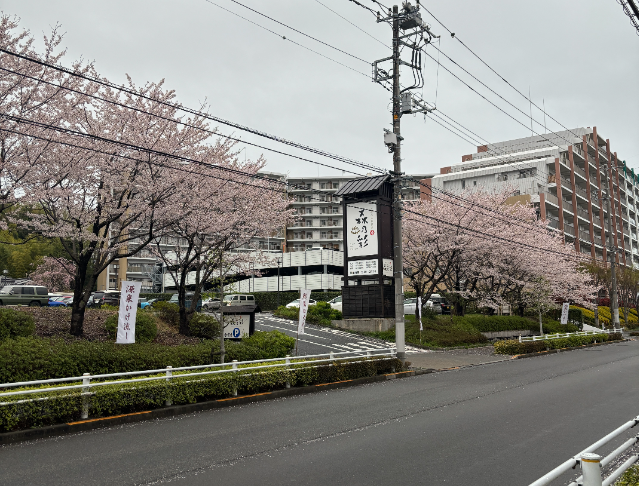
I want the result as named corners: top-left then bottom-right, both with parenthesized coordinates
top-left (30, 256), bottom-right (76, 292)
top-left (403, 189), bottom-right (598, 318)
top-left (152, 153), bottom-right (292, 337)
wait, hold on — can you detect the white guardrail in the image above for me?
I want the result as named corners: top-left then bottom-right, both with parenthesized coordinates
top-left (0, 348), bottom-right (396, 419)
top-left (519, 330), bottom-right (620, 343)
top-left (530, 415), bottom-right (639, 486)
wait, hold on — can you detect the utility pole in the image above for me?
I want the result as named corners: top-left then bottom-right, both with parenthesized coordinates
top-left (373, 3), bottom-right (435, 362)
top-left (602, 163), bottom-right (621, 330)
top-left (391, 4), bottom-right (405, 361)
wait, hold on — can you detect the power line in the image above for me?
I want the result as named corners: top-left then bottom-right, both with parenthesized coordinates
top-left (0, 46), bottom-right (386, 175)
top-left (202, 0), bottom-right (370, 78)
top-left (226, 0), bottom-right (370, 64)
top-left (0, 65), bottom-right (367, 178)
top-left (2, 119), bottom-right (591, 263)
top-left (315, 0), bottom-right (388, 48)
top-left (418, 3), bottom-right (612, 153)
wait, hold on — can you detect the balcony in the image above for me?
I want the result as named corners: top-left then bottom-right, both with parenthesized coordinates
top-left (547, 218), bottom-right (560, 229)
top-left (544, 193), bottom-right (559, 206)
top-left (574, 185), bottom-right (589, 200)
top-left (564, 224), bottom-right (575, 237)
top-left (576, 207), bottom-right (590, 220)
top-left (594, 235), bottom-right (603, 246)
top-left (574, 166), bottom-right (587, 181)
top-left (562, 199), bottom-right (574, 213)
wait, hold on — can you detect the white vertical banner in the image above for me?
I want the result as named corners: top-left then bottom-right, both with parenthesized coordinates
top-left (560, 302), bottom-right (570, 325)
top-left (116, 281), bottom-right (142, 343)
top-left (417, 296), bottom-right (423, 331)
top-left (298, 288), bottom-right (311, 335)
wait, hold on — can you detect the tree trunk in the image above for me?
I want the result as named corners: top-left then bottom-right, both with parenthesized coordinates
top-left (518, 304), bottom-right (525, 317)
top-left (69, 258), bottom-right (92, 336)
top-left (454, 300), bottom-right (464, 317)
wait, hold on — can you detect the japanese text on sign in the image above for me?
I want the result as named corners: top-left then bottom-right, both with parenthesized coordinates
top-left (298, 288), bottom-right (311, 335)
top-left (346, 202), bottom-right (378, 257)
top-left (116, 281), bottom-right (141, 344)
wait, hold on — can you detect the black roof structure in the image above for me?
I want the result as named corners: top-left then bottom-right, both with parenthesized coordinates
top-left (335, 175), bottom-right (390, 196)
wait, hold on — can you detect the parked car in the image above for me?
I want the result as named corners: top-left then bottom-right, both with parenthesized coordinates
top-left (425, 294), bottom-right (451, 315)
top-left (94, 291), bottom-right (121, 307)
top-left (0, 285), bottom-right (49, 306)
top-left (285, 298), bottom-right (317, 308)
top-left (328, 295), bottom-right (342, 312)
top-left (49, 295), bottom-right (73, 307)
top-left (86, 292), bottom-right (96, 307)
top-left (222, 294), bottom-right (260, 312)
top-left (404, 297), bottom-right (419, 315)
top-left (169, 293), bottom-right (202, 312)
top-left (140, 298), bottom-right (157, 310)
top-left (202, 297), bottom-right (222, 311)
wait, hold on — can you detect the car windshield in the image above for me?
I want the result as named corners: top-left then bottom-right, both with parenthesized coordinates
top-left (405, 298), bottom-right (416, 304)
top-left (223, 295), bottom-right (235, 302)
top-left (289, 299), bottom-right (300, 304)
top-left (0, 286), bottom-right (12, 294)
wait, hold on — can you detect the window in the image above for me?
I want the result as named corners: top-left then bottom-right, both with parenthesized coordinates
top-left (306, 232), bottom-right (313, 239)
top-left (240, 296), bottom-right (247, 301)
top-left (305, 220), bottom-right (313, 227)
top-left (333, 244), bottom-right (340, 250)
top-left (321, 232), bottom-right (327, 239)
top-left (333, 182), bottom-right (339, 189)
top-left (462, 180), bottom-right (466, 189)
top-left (320, 207), bottom-right (327, 214)
top-left (23, 287), bottom-right (34, 295)
top-left (473, 181), bottom-right (477, 186)
top-left (320, 219), bottom-right (327, 226)
top-left (332, 207), bottom-right (339, 214)
top-left (36, 287), bottom-right (47, 295)
top-left (294, 232), bottom-right (301, 239)
top-left (320, 182), bottom-right (327, 189)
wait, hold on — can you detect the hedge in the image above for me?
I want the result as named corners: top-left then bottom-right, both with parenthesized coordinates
top-left (0, 357), bottom-right (405, 432)
top-left (0, 331), bottom-right (295, 383)
top-left (105, 312), bottom-right (158, 343)
top-left (0, 308), bottom-right (35, 341)
top-left (494, 332), bottom-right (622, 355)
top-left (273, 302), bottom-right (342, 326)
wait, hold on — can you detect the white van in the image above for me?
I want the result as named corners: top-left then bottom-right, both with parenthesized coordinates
top-left (222, 294), bottom-right (260, 312)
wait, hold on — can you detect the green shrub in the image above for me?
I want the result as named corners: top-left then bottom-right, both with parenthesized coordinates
top-left (0, 308), bottom-right (35, 341)
top-left (0, 356), bottom-right (405, 432)
top-left (100, 304), bottom-right (119, 311)
top-left (494, 333), bottom-right (620, 355)
top-left (616, 465), bottom-right (639, 485)
top-left (154, 301), bottom-right (179, 327)
top-left (188, 313), bottom-right (220, 339)
top-left (273, 302), bottom-right (342, 327)
top-left (494, 340), bottom-right (547, 355)
top-left (105, 312), bottom-right (158, 343)
top-left (0, 330), bottom-right (295, 383)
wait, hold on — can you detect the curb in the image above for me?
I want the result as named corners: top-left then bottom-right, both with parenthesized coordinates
top-left (0, 370), bottom-right (425, 446)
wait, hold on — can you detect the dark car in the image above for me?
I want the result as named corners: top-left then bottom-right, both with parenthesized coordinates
top-left (169, 293), bottom-right (202, 312)
top-left (94, 290), bottom-right (120, 307)
top-left (426, 294), bottom-right (452, 315)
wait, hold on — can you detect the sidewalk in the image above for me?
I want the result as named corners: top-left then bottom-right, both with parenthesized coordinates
top-left (406, 346), bottom-right (510, 370)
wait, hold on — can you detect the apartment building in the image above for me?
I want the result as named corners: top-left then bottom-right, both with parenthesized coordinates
top-left (286, 173), bottom-right (432, 252)
top-left (96, 172), bottom-right (434, 292)
top-left (426, 127), bottom-right (638, 267)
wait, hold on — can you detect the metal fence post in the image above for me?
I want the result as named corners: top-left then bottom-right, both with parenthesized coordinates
top-left (232, 360), bottom-right (238, 397)
top-left (581, 453), bottom-right (602, 486)
top-left (81, 373), bottom-right (91, 420)
top-left (285, 355), bottom-right (291, 389)
top-left (329, 351), bottom-right (334, 367)
top-left (366, 350), bottom-right (372, 358)
top-left (165, 366), bottom-right (173, 407)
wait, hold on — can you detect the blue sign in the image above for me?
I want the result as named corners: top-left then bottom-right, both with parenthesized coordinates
top-left (232, 328), bottom-right (241, 338)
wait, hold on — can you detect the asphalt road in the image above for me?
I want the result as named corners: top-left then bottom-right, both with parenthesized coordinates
top-left (2, 341), bottom-right (638, 486)
top-left (254, 313), bottom-right (427, 355)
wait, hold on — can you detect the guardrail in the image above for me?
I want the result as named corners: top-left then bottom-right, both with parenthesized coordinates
top-left (519, 330), bottom-right (619, 343)
top-left (0, 348), bottom-right (396, 419)
top-left (529, 415), bottom-right (639, 486)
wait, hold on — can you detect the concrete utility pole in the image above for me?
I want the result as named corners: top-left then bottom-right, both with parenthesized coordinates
top-left (602, 163), bottom-right (621, 330)
top-left (391, 4), bottom-right (405, 361)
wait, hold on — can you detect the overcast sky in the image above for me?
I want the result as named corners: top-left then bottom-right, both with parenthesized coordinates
top-left (2, 0), bottom-right (638, 178)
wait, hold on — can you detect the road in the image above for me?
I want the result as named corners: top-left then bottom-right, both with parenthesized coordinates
top-left (254, 313), bottom-right (427, 355)
top-left (1, 341), bottom-right (638, 485)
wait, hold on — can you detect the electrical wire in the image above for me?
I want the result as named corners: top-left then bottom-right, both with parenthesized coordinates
top-left (202, 0), bottom-right (371, 78)
top-left (2, 121), bottom-right (592, 263)
top-left (226, 0), bottom-right (370, 64)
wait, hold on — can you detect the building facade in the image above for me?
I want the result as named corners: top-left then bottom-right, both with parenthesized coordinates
top-left (426, 127), bottom-right (638, 268)
top-left (97, 172), bottom-right (434, 292)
